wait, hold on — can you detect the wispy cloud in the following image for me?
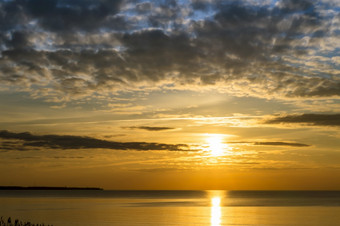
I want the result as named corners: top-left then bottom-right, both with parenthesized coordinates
top-left (228, 141), bottom-right (310, 147)
top-left (253, 141), bottom-right (310, 147)
top-left (0, 130), bottom-right (190, 151)
top-left (123, 126), bottom-right (176, 131)
top-left (265, 114), bottom-right (340, 127)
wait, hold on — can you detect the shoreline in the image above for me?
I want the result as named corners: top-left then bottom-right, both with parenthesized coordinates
top-left (0, 186), bottom-right (103, 191)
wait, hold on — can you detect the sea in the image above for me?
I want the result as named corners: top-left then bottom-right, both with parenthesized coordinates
top-left (1, 190), bottom-right (340, 225)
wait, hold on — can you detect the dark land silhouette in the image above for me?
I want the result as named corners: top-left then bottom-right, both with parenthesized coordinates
top-left (0, 186), bottom-right (103, 190)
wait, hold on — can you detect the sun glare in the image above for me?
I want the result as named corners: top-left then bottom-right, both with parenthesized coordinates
top-left (206, 134), bottom-right (230, 157)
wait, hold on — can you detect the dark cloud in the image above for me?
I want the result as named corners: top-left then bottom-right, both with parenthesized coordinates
top-left (265, 114), bottom-right (340, 127)
top-left (277, 0), bottom-right (315, 11)
top-left (0, 140), bottom-right (29, 151)
top-left (228, 141), bottom-right (310, 147)
top-left (24, 0), bottom-right (124, 31)
top-left (0, 0), bottom-right (124, 37)
top-left (0, 0), bottom-right (338, 101)
top-left (0, 130), bottom-right (190, 151)
top-left (191, 0), bottom-right (210, 11)
top-left (253, 167), bottom-right (313, 171)
top-left (124, 126), bottom-right (175, 131)
top-left (6, 31), bottom-right (30, 49)
top-left (253, 142), bottom-right (310, 147)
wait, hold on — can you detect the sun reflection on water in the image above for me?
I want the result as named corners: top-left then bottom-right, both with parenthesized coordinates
top-left (210, 191), bottom-right (224, 226)
top-left (211, 197), bottom-right (222, 226)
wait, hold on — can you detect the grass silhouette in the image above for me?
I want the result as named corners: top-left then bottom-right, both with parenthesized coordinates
top-left (0, 216), bottom-right (53, 226)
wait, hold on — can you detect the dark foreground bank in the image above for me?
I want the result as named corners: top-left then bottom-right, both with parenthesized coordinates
top-left (0, 216), bottom-right (52, 226)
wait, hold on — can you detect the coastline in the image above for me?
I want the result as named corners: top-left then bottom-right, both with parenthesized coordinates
top-left (0, 186), bottom-right (103, 191)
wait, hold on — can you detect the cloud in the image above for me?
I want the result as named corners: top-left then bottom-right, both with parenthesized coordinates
top-left (124, 126), bottom-right (175, 131)
top-left (265, 114), bottom-right (340, 127)
top-left (253, 167), bottom-right (314, 171)
top-left (253, 141), bottom-right (310, 147)
top-left (0, 0), bottom-right (339, 102)
top-left (0, 130), bottom-right (190, 151)
top-left (228, 141), bottom-right (310, 147)
top-left (24, 0), bottom-right (124, 32)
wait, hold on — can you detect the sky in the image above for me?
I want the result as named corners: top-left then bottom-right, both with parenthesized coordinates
top-left (0, 0), bottom-right (340, 190)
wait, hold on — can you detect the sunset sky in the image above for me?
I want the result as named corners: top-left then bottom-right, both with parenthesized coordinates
top-left (0, 0), bottom-right (340, 190)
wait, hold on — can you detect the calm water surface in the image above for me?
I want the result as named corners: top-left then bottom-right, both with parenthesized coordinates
top-left (1, 190), bottom-right (340, 225)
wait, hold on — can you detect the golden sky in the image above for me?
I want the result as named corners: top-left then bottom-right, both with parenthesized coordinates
top-left (0, 0), bottom-right (340, 190)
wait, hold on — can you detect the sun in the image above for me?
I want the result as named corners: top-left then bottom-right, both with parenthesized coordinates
top-left (206, 134), bottom-right (229, 157)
